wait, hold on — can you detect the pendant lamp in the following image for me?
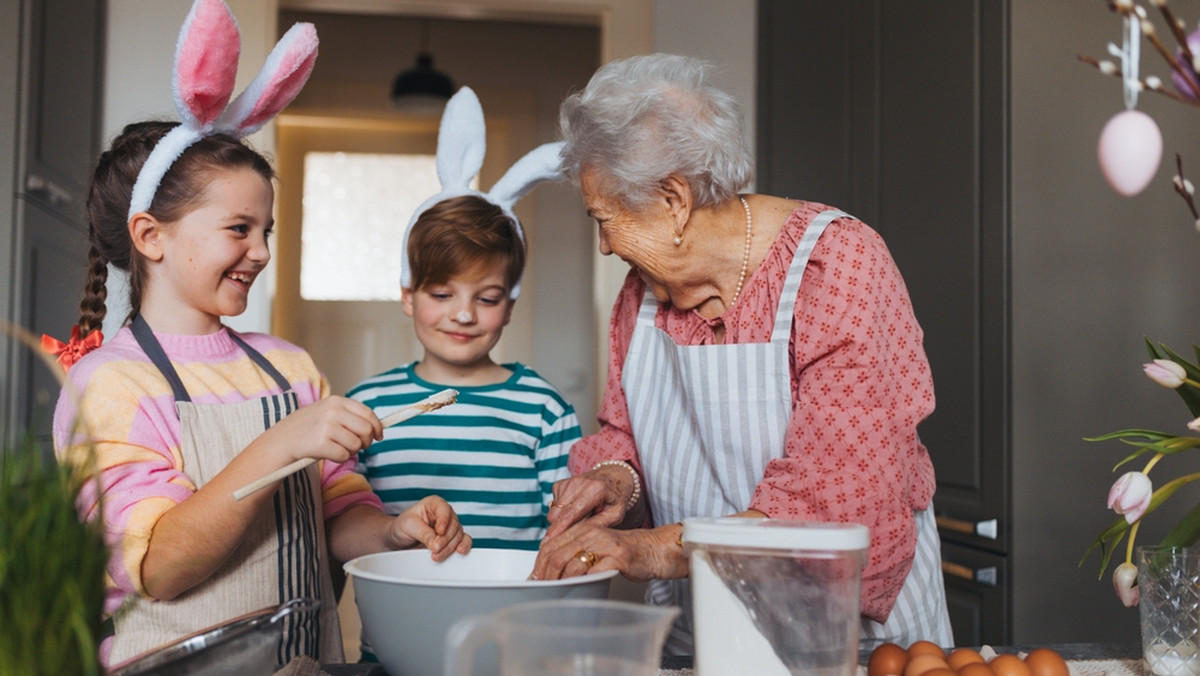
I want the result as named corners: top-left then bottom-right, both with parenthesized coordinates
top-left (390, 21), bottom-right (455, 115)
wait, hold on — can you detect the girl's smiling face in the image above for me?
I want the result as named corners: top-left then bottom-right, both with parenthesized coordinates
top-left (143, 167), bottom-right (274, 334)
top-left (402, 259), bottom-right (514, 381)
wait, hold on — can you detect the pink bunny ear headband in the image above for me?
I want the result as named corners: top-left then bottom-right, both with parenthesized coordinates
top-left (126, 0), bottom-right (318, 221)
top-left (399, 86), bottom-right (564, 300)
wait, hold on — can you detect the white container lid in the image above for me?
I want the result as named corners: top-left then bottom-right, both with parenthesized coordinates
top-left (682, 517), bottom-right (869, 551)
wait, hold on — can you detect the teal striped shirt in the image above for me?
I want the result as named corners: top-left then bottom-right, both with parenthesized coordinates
top-left (346, 362), bottom-right (580, 550)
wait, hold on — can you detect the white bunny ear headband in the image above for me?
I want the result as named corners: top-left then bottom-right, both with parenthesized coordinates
top-left (126, 0), bottom-right (318, 221)
top-left (400, 86), bottom-right (565, 299)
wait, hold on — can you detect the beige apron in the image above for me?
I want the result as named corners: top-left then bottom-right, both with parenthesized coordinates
top-left (109, 316), bottom-right (343, 667)
top-left (622, 210), bottom-right (952, 654)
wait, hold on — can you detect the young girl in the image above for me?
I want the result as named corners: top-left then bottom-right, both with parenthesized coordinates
top-left (48, 1), bottom-right (470, 668)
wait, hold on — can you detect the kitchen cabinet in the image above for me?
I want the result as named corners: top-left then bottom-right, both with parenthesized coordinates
top-left (756, 0), bottom-right (1193, 646)
top-left (1, 0), bottom-right (105, 450)
top-left (757, 0), bottom-right (1011, 643)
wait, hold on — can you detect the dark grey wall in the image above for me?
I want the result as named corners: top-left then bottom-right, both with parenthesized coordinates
top-left (1012, 1), bottom-right (1200, 643)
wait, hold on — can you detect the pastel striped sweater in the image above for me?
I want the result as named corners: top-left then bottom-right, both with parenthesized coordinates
top-left (52, 325), bottom-right (382, 617)
top-left (347, 362), bottom-right (579, 550)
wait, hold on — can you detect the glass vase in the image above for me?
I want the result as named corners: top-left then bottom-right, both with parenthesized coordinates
top-left (1139, 545), bottom-right (1200, 676)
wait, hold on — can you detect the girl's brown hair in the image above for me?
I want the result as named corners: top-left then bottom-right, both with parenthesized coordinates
top-left (76, 121), bottom-right (274, 337)
top-left (406, 194), bottom-right (525, 293)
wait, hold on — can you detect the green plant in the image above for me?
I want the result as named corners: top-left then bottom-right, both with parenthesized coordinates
top-left (0, 319), bottom-right (107, 675)
top-left (1081, 339), bottom-right (1200, 606)
top-left (0, 435), bottom-right (108, 676)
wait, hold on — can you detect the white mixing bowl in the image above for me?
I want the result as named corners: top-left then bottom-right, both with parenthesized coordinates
top-left (344, 548), bottom-right (617, 676)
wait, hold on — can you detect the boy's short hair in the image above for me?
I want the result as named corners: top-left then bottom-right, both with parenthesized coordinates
top-left (405, 194), bottom-right (526, 293)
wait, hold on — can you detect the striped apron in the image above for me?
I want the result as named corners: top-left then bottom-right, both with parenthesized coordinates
top-left (109, 316), bottom-right (343, 667)
top-left (622, 210), bottom-right (953, 654)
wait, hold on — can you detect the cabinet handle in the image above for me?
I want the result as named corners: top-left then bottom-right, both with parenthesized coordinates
top-left (942, 561), bottom-right (998, 587)
top-left (936, 515), bottom-right (998, 540)
top-left (25, 174), bottom-right (74, 206)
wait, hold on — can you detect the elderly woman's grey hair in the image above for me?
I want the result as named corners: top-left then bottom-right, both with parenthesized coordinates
top-left (558, 53), bottom-right (754, 211)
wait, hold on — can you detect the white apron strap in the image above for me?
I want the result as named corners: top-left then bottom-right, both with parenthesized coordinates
top-left (772, 210), bottom-right (846, 341)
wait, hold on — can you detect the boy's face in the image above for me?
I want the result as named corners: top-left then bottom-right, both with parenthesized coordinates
top-left (401, 259), bottom-right (515, 378)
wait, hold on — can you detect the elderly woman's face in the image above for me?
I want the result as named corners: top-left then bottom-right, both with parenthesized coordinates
top-left (581, 166), bottom-right (678, 297)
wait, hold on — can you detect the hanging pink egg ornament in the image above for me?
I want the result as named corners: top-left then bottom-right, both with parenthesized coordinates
top-left (1097, 109), bottom-right (1163, 197)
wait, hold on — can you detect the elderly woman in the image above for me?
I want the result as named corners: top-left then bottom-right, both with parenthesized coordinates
top-left (531, 53), bottom-right (953, 652)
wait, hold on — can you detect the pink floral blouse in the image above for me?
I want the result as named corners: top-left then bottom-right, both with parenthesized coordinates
top-left (569, 201), bottom-right (937, 623)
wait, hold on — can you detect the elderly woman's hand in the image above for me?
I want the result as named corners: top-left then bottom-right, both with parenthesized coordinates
top-left (544, 463), bottom-right (643, 539)
top-left (532, 521), bottom-right (687, 583)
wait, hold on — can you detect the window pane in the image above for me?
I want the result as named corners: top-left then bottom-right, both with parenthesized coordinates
top-left (300, 152), bottom-right (441, 301)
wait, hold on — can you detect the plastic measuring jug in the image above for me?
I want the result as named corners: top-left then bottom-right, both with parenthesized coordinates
top-left (444, 598), bottom-right (678, 676)
top-left (684, 517), bottom-right (869, 676)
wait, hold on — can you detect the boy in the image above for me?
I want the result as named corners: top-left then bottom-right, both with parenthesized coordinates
top-left (347, 194), bottom-right (581, 551)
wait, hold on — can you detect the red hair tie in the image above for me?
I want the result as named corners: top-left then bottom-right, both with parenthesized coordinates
top-left (41, 326), bottom-right (103, 372)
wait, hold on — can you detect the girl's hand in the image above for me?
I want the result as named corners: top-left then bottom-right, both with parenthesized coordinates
top-left (531, 521), bottom-right (686, 582)
top-left (388, 496), bottom-right (473, 561)
top-left (257, 396), bottom-right (383, 465)
top-left (544, 465), bottom-right (637, 539)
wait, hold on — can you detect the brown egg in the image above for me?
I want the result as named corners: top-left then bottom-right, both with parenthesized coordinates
top-left (909, 640), bottom-right (948, 659)
top-left (905, 653), bottom-right (951, 676)
top-left (958, 662), bottom-right (996, 676)
top-left (989, 654), bottom-right (1033, 676)
top-left (1024, 648), bottom-right (1069, 676)
top-left (869, 642), bottom-right (910, 676)
top-left (947, 648), bottom-right (986, 671)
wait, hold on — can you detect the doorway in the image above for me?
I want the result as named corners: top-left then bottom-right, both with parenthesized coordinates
top-left (274, 113), bottom-right (522, 395)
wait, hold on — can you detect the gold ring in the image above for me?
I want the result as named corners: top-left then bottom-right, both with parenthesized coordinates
top-left (548, 499), bottom-right (556, 510)
top-left (575, 550), bottom-right (599, 568)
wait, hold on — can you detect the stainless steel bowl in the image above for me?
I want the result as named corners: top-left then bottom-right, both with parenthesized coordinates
top-left (106, 598), bottom-right (318, 676)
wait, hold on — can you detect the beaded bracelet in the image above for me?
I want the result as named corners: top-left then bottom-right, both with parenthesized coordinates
top-left (593, 459), bottom-right (642, 510)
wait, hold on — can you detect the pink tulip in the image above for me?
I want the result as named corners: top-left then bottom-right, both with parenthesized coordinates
top-left (1113, 561), bottom-right (1139, 607)
top-left (1108, 471), bottom-right (1153, 523)
top-left (1144, 359), bottom-right (1187, 388)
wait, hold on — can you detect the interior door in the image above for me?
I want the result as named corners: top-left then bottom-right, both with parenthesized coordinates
top-left (273, 114), bottom-right (516, 398)
top-left (6, 0), bottom-right (101, 450)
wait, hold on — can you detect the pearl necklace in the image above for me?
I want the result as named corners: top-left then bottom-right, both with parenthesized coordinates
top-left (729, 196), bottom-right (753, 307)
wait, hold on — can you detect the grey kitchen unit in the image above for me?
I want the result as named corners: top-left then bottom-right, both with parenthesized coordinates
top-left (1, 0), bottom-right (105, 452)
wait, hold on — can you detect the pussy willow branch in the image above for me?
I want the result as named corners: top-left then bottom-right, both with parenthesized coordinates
top-left (1173, 154), bottom-right (1200, 221)
top-left (1083, 1), bottom-right (1200, 220)
top-left (1142, 12), bottom-right (1200, 99)
top-left (1082, 0), bottom-right (1200, 104)
top-left (1153, 0), bottom-right (1197, 71)
top-left (1077, 54), bottom-right (1200, 107)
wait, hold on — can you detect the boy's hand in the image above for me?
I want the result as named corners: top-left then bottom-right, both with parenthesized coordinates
top-left (261, 396), bottom-right (383, 464)
top-left (388, 496), bottom-right (472, 560)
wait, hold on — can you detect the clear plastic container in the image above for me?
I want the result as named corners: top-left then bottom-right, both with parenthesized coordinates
top-left (683, 518), bottom-right (869, 676)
